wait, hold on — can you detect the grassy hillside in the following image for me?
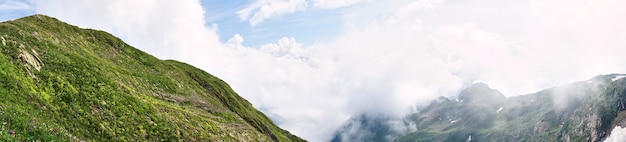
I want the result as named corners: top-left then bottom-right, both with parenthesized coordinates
top-left (0, 14), bottom-right (304, 141)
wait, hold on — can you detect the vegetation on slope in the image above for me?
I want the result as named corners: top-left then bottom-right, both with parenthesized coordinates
top-left (392, 74), bottom-right (626, 142)
top-left (333, 74), bottom-right (626, 142)
top-left (0, 14), bottom-right (303, 141)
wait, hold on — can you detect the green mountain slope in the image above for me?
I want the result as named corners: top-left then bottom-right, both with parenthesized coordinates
top-left (333, 74), bottom-right (626, 142)
top-left (0, 14), bottom-right (304, 141)
top-left (403, 74), bottom-right (626, 142)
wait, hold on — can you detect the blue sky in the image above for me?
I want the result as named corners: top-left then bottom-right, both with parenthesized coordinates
top-left (0, 0), bottom-right (34, 21)
top-left (2, 0), bottom-right (626, 141)
top-left (202, 0), bottom-right (344, 47)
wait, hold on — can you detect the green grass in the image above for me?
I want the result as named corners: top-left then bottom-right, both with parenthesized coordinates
top-left (0, 14), bottom-right (304, 141)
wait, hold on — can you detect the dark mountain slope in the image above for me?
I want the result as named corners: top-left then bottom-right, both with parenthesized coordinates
top-left (0, 14), bottom-right (304, 141)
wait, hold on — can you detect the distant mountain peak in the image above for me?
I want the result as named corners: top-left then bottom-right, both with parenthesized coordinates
top-left (458, 82), bottom-right (506, 105)
top-left (334, 74), bottom-right (626, 142)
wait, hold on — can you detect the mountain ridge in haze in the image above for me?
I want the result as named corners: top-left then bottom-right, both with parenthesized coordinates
top-left (334, 74), bottom-right (626, 142)
top-left (0, 14), bottom-right (304, 141)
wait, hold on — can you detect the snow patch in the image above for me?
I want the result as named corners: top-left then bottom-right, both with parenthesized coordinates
top-left (496, 107), bottom-right (504, 113)
top-left (451, 118), bottom-right (461, 124)
top-left (455, 98), bottom-right (464, 103)
top-left (612, 75), bottom-right (626, 82)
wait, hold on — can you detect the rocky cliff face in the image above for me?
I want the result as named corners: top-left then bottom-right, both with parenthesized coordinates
top-left (0, 15), bottom-right (304, 141)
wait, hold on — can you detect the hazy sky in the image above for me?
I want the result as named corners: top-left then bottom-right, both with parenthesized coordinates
top-left (2, 0), bottom-right (626, 141)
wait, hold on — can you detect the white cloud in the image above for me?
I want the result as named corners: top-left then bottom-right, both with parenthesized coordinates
top-left (250, 0), bottom-right (626, 141)
top-left (397, 0), bottom-right (444, 13)
top-left (237, 0), bottom-right (366, 26)
top-left (237, 0), bottom-right (307, 26)
top-left (260, 37), bottom-right (303, 57)
top-left (0, 0), bottom-right (31, 11)
top-left (23, 0), bottom-right (626, 141)
top-left (605, 126), bottom-right (626, 142)
top-left (312, 0), bottom-right (364, 9)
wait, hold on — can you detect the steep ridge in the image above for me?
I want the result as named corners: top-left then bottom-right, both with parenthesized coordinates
top-left (0, 14), bottom-right (304, 141)
top-left (399, 74), bottom-right (626, 141)
top-left (333, 74), bottom-right (626, 141)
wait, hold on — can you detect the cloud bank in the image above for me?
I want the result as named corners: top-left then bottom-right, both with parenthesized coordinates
top-left (237, 0), bottom-right (366, 26)
top-left (23, 0), bottom-right (626, 141)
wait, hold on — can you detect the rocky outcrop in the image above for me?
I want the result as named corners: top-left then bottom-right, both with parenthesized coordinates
top-left (533, 120), bottom-right (551, 134)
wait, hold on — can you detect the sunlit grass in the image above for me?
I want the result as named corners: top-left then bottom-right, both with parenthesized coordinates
top-left (0, 14), bottom-right (303, 141)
